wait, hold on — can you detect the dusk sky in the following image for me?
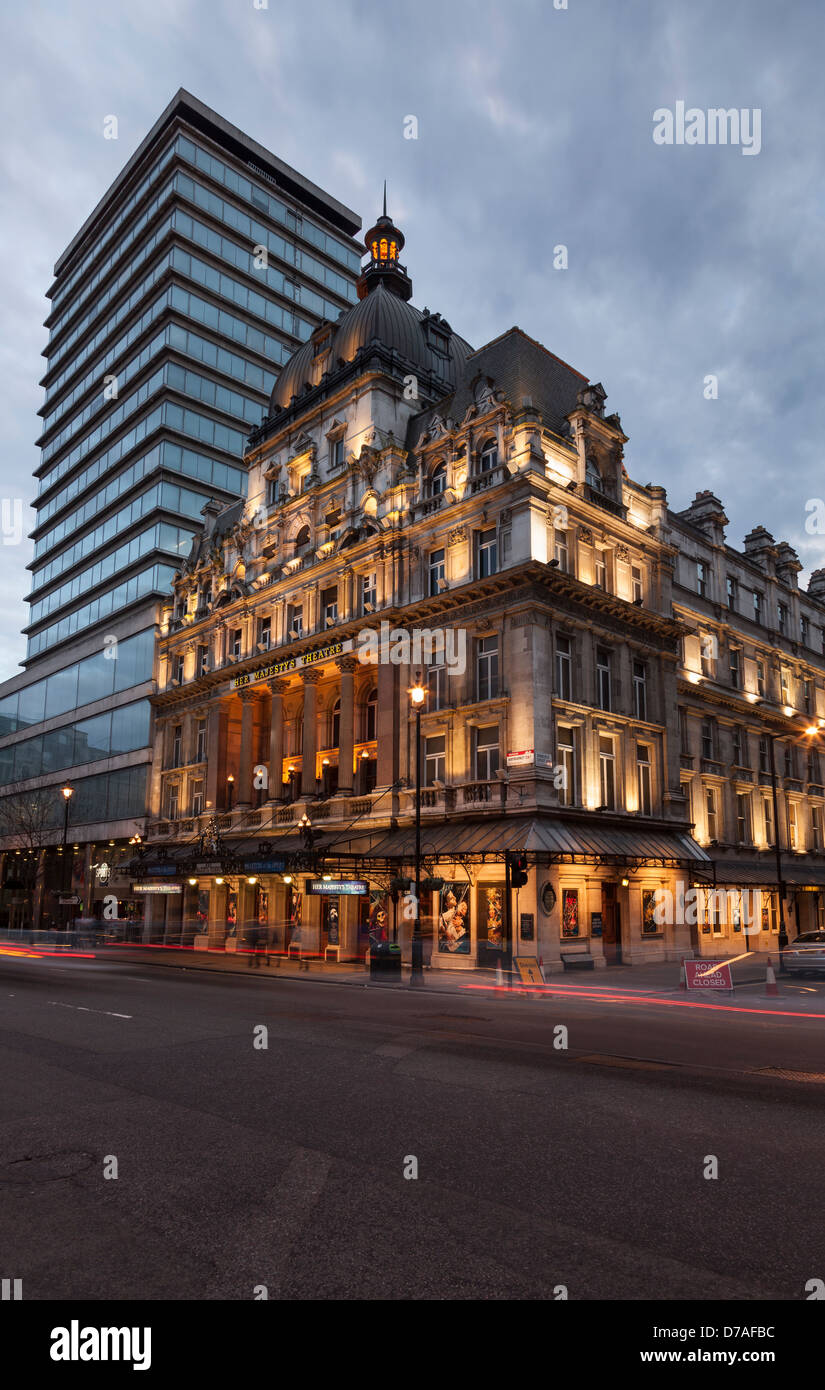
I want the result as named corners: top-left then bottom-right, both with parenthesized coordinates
top-left (1, 0), bottom-right (823, 672)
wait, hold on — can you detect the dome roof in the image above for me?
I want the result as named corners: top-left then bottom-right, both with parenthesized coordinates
top-left (269, 282), bottom-right (473, 412)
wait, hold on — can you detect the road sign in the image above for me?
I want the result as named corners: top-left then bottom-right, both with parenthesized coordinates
top-left (515, 956), bottom-right (545, 986)
top-left (685, 959), bottom-right (733, 991)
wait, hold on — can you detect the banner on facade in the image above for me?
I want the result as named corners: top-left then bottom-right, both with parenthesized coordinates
top-left (685, 959), bottom-right (733, 991)
top-left (134, 883), bottom-right (183, 894)
top-left (230, 639), bottom-right (352, 691)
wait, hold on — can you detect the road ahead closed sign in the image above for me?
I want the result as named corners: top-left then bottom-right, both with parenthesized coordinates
top-left (685, 959), bottom-right (733, 991)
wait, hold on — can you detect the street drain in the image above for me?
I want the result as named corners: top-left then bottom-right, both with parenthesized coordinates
top-left (0, 1151), bottom-right (96, 1183)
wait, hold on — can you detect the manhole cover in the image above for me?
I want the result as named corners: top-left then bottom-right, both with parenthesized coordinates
top-left (0, 1151), bottom-right (96, 1183)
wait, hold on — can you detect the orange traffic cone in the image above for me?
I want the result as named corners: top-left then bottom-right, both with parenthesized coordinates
top-left (765, 956), bottom-right (779, 997)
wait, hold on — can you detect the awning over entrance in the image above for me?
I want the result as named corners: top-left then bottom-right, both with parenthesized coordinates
top-left (355, 816), bottom-right (709, 867)
top-left (699, 858), bottom-right (825, 889)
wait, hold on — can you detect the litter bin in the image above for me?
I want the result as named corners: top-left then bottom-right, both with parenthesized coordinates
top-left (369, 942), bottom-right (402, 979)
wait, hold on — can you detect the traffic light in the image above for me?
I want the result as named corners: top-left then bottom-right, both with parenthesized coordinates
top-left (510, 853), bottom-right (528, 888)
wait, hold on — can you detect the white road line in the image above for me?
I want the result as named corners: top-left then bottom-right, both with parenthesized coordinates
top-left (48, 1001), bottom-right (132, 1019)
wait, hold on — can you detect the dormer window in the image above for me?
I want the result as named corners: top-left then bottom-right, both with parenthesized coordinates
top-left (295, 525), bottom-right (311, 550)
top-left (586, 457), bottom-right (603, 493)
top-left (478, 440), bottom-right (498, 474)
top-left (430, 462), bottom-right (447, 496)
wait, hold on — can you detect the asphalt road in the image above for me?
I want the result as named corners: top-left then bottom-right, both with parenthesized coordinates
top-left (1, 953), bottom-right (824, 1301)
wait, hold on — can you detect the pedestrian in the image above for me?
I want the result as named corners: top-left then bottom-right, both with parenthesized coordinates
top-left (246, 921), bottom-right (259, 967)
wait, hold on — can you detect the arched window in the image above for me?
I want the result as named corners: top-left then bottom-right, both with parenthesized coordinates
top-left (379, 238), bottom-right (388, 260)
top-left (430, 462), bottom-right (447, 496)
top-left (295, 524), bottom-right (311, 549)
top-left (332, 698), bottom-right (341, 748)
top-left (478, 439), bottom-right (498, 473)
top-left (365, 689), bottom-right (378, 742)
top-left (389, 240), bottom-right (397, 260)
top-left (586, 457), bottom-right (603, 493)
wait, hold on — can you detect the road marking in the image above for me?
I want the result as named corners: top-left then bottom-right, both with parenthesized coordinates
top-left (48, 1001), bottom-right (132, 1019)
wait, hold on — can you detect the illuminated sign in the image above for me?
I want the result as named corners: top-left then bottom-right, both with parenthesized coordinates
top-left (230, 640), bottom-right (351, 691)
top-left (134, 883), bottom-right (182, 894)
top-left (308, 880), bottom-right (368, 896)
top-left (243, 858), bottom-right (286, 874)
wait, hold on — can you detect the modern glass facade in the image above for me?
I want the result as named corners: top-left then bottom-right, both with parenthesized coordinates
top-left (0, 90), bottom-right (360, 919)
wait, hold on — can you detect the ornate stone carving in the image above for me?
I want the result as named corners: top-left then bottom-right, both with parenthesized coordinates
top-left (615, 544), bottom-right (630, 562)
top-left (579, 526), bottom-right (593, 544)
top-left (448, 526), bottom-right (467, 546)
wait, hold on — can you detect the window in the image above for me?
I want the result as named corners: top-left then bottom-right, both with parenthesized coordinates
top-left (763, 795), bottom-right (774, 846)
top-left (759, 736), bottom-right (770, 774)
top-left (196, 718), bottom-right (206, 763)
top-left (801, 614), bottom-right (810, 646)
top-left (753, 590), bottom-right (763, 624)
top-left (788, 800), bottom-right (799, 850)
top-left (701, 719), bottom-right (714, 760)
top-left (596, 647), bottom-right (611, 711)
top-left (425, 734), bottom-right (446, 786)
top-left (230, 628), bottom-right (242, 659)
top-left (355, 689), bottom-right (374, 746)
top-left (266, 476), bottom-right (280, 506)
top-left (732, 727), bottom-right (743, 765)
top-left (173, 653), bottom-right (185, 684)
top-left (681, 778), bottom-right (693, 821)
top-left (633, 661), bottom-right (647, 721)
top-left (807, 746), bottom-right (820, 784)
top-left (331, 698), bottom-right (341, 748)
top-left (697, 561), bottom-right (707, 597)
top-left (736, 793), bottom-right (751, 844)
top-left (477, 528), bottom-right (498, 579)
top-left (679, 708), bottom-right (690, 755)
top-left (474, 725), bottom-right (500, 780)
top-left (556, 636), bottom-right (572, 701)
top-left (726, 575), bottom-right (738, 610)
top-left (636, 743), bottom-right (652, 815)
top-left (331, 436), bottom-right (345, 470)
top-left (631, 565), bottom-right (643, 603)
top-left (167, 784), bottom-right (179, 820)
top-left (757, 660), bottom-right (766, 697)
top-left (777, 602), bottom-right (788, 634)
top-left (287, 603), bottom-right (303, 638)
top-left (257, 615), bottom-right (271, 650)
top-left (803, 678), bottom-right (813, 715)
top-left (729, 647), bottom-right (740, 690)
top-left (784, 742), bottom-right (798, 780)
top-left (322, 585), bottom-right (338, 626)
top-left (700, 632), bottom-right (716, 678)
top-left (427, 660), bottom-right (446, 711)
top-left (172, 724), bottom-right (182, 768)
top-left (586, 457), bottom-right (602, 492)
top-left (554, 530), bottom-right (569, 572)
top-left (429, 547), bottom-right (445, 596)
top-left (595, 551), bottom-right (607, 590)
top-left (813, 806), bottom-right (822, 850)
top-left (197, 644), bottom-right (209, 677)
top-left (557, 726), bottom-right (577, 807)
top-left (430, 462), bottom-right (447, 496)
top-left (478, 439), bottom-right (498, 473)
top-left (477, 635), bottom-right (499, 702)
top-left (599, 735), bottom-right (616, 810)
top-left (780, 667), bottom-right (791, 706)
top-left (295, 524), bottom-right (311, 548)
top-left (191, 779), bottom-right (204, 817)
top-left (360, 573), bottom-right (377, 613)
top-left (705, 786), bottom-right (718, 840)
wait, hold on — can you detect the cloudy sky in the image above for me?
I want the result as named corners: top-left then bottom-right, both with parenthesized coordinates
top-left (0, 0), bottom-right (823, 672)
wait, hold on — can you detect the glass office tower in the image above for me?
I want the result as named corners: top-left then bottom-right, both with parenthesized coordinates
top-left (0, 90), bottom-right (361, 927)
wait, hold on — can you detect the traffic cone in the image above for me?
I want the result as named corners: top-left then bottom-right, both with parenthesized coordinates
top-left (539, 956), bottom-right (546, 982)
top-left (679, 957), bottom-right (686, 990)
top-left (765, 956), bottom-right (779, 997)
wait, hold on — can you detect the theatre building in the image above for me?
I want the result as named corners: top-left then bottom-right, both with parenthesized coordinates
top-left (142, 201), bottom-right (823, 969)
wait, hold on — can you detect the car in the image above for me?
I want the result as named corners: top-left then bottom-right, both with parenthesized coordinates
top-left (780, 931), bottom-right (825, 976)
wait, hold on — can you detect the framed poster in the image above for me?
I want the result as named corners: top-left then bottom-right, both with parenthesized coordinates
top-left (477, 883), bottom-right (504, 950)
top-left (368, 890), bottom-right (389, 950)
top-left (323, 896), bottom-right (340, 945)
top-left (437, 881), bottom-right (471, 954)
top-left (590, 911), bottom-right (603, 937)
top-left (562, 888), bottom-right (579, 938)
top-left (520, 912), bottom-right (535, 941)
top-left (288, 885), bottom-right (302, 945)
top-left (642, 890), bottom-right (659, 935)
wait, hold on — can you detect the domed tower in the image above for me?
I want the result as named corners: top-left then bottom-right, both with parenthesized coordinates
top-left (356, 183), bottom-right (413, 302)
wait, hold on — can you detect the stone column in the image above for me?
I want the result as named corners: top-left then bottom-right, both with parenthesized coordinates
top-left (337, 656), bottom-right (357, 794)
top-left (377, 659), bottom-right (398, 789)
top-left (267, 680), bottom-right (289, 802)
top-left (237, 690), bottom-right (258, 808)
top-left (205, 701), bottom-right (229, 813)
top-left (301, 670), bottom-right (321, 797)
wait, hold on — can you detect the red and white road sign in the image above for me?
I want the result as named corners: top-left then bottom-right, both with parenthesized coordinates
top-left (685, 959), bottom-right (733, 991)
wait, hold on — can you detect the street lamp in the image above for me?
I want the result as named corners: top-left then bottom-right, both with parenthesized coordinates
top-left (60, 784), bottom-right (74, 929)
top-left (226, 774), bottom-right (235, 812)
top-left (408, 672), bottom-right (426, 986)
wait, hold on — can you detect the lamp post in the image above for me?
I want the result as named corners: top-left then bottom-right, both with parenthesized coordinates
top-left (60, 784), bottom-right (74, 930)
top-left (226, 774), bottom-right (235, 813)
top-left (408, 672), bottom-right (426, 985)
top-left (765, 732), bottom-right (788, 957)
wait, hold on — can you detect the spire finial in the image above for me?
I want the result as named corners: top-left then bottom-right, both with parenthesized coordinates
top-left (382, 180), bottom-right (387, 217)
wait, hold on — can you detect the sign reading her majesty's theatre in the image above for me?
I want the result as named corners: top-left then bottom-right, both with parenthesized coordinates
top-left (230, 640), bottom-right (349, 691)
